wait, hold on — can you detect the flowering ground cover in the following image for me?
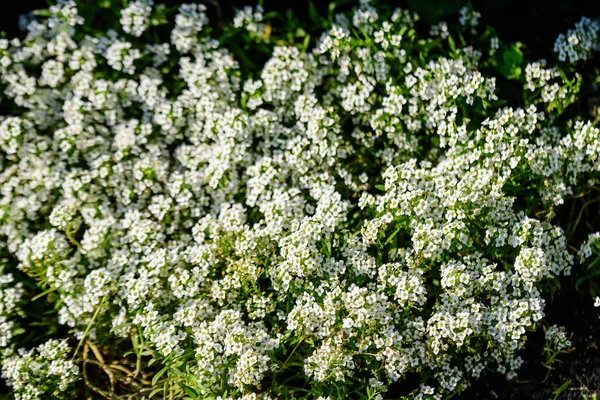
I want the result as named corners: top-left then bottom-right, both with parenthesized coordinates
top-left (0, 1), bottom-right (599, 399)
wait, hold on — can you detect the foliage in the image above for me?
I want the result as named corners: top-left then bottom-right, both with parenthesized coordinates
top-left (0, 0), bottom-right (598, 399)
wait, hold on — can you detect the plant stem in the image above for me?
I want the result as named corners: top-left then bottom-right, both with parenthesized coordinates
top-left (73, 295), bottom-right (108, 361)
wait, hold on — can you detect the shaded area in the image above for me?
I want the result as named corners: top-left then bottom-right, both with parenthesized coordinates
top-left (460, 279), bottom-right (600, 399)
top-left (3, 0), bottom-right (600, 57)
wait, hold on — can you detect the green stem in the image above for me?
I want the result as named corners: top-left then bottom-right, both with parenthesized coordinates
top-left (72, 295), bottom-right (108, 361)
top-left (65, 227), bottom-right (82, 249)
top-left (281, 336), bottom-right (305, 370)
top-left (32, 286), bottom-right (58, 301)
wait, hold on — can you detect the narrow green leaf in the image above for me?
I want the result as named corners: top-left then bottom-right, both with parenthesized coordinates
top-left (448, 35), bottom-right (456, 54)
top-left (552, 378), bottom-right (571, 400)
top-left (179, 383), bottom-right (198, 398)
top-left (555, 65), bottom-right (568, 83)
top-left (301, 34), bottom-right (311, 53)
top-left (385, 226), bottom-right (402, 245)
top-left (32, 286), bottom-right (57, 301)
top-left (152, 365), bottom-right (169, 386)
top-left (309, 2), bottom-right (321, 26)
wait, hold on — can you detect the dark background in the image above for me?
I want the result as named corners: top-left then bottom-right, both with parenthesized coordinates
top-left (2, 0), bottom-right (600, 60)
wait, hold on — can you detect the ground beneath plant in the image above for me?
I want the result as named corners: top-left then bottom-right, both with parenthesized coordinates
top-left (459, 284), bottom-right (600, 400)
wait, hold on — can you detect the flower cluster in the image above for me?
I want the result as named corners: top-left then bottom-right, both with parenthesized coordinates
top-left (120, 0), bottom-right (153, 37)
top-left (0, 271), bottom-right (24, 350)
top-left (554, 16), bottom-right (600, 63)
top-left (1, 339), bottom-right (79, 400)
top-left (233, 5), bottom-right (265, 34)
top-left (0, 1), bottom-right (598, 399)
top-left (545, 325), bottom-right (572, 352)
top-left (524, 60), bottom-right (567, 104)
top-left (578, 231), bottom-right (600, 262)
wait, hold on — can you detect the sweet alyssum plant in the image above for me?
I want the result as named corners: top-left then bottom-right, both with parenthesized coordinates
top-left (0, 0), bottom-right (599, 399)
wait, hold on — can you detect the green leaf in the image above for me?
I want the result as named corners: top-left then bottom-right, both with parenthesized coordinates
top-left (490, 99), bottom-right (508, 107)
top-left (33, 9), bottom-right (52, 17)
top-left (12, 327), bottom-right (26, 336)
top-left (301, 34), bottom-right (311, 53)
top-left (32, 286), bottom-right (57, 301)
top-left (388, 232), bottom-right (398, 259)
top-left (495, 43), bottom-right (523, 80)
top-left (552, 379), bottom-right (571, 400)
top-left (555, 65), bottom-right (569, 83)
top-left (262, 11), bottom-right (279, 20)
top-left (110, 322), bottom-right (131, 334)
top-left (587, 255), bottom-right (600, 270)
top-left (385, 225), bottom-right (402, 245)
top-left (131, 333), bottom-right (139, 350)
top-left (149, 387), bottom-right (164, 399)
top-left (448, 34), bottom-right (456, 54)
top-left (152, 365), bottom-right (169, 386)
top-left (309, 2), bottom-right (321, 27)
top-left (179, 383), bottom-right (198, 398)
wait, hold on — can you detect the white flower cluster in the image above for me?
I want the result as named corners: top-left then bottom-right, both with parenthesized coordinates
top-left (0, 1), bottom-right (598, 399)
top-left (554, 16), bottom-right (600, 63)
top-left (171, 3), bottom-right (209, 53)
top-left (359, 133), bottom-right (576, 382)
top-left (0, 272), bottom-right (24, 350)
top-left (430, 22), bottom-right (449, 39)
top-left (233, 5), bottom-right (265, 34)
top-left (120, 0), bottom-right (153, 37)
top-left (578, 231), bottom-right (600, 262)
top-left (545, 325), bottom-right (572, 352)
top-left (525, 60), bottom-right (567, 104)
top-left (458, 7), bottom-right (481, 30)
top-left (1, 339), bottom-right (79, 400)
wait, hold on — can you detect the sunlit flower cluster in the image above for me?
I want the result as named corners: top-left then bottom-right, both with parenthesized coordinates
top-left (1, 339), bottom-right (79, 400)
top-left (0, 1), bottom-right (597, 399)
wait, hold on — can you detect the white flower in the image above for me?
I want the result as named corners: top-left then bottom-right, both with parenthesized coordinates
top-left (554, 17), bottom-right (600, 63)
top-left (120, 0), bottom-right (153, 37)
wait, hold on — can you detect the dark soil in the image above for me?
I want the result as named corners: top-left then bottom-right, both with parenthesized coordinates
top-left (459, 283), bottom-right (600, 400)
